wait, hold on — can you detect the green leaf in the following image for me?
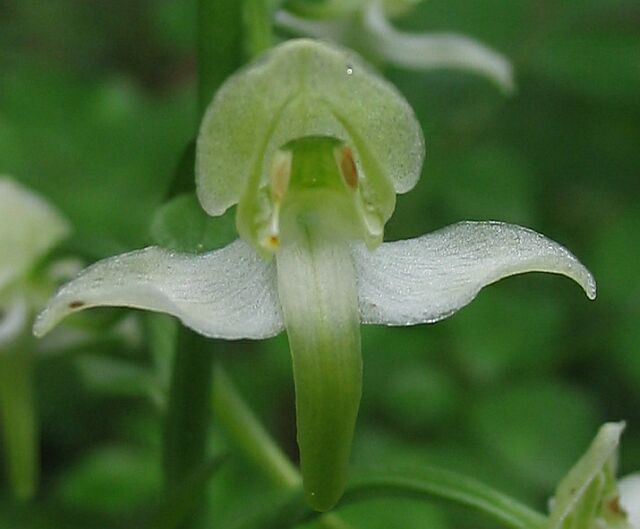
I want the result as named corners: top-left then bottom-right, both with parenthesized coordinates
top-left (531, 33), bottom-right (640, 102)
top-left (147, 454), bottom-right (227, 529)
top-left (56, 445), bottom-right (161, 514)
top-left (74, 354), bottom-right (161, 404)
top-left (470, 382), bottom-right (599, 489)
top-left (150, 192), bottom-right (237, 253)
top-left (338, 466), bottom-right (546, 529)
top-left (224, 488), bottom-right (308, 529)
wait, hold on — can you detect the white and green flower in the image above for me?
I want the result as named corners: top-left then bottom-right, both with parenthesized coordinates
top-left (277, 0), bottom-right (514, 93)
top-left (34, 39), bottom-right (593, 511)
top-left (0, 176), bottom-right (69, 499)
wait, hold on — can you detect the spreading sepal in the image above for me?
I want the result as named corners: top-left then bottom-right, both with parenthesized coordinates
top-left (354, 221), bottom-right (595, 326)
top-left (34, 240), bottom-right (283, 340)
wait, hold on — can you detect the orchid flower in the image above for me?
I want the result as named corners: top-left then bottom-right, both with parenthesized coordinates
top-left (0, 176), bottom-right (69, 498)
top-left (547, 422), bottom-right (636, 529)
top-left (276, 0), bottom-right (515, 93)
top-left (34, 39), bottom-right (595, 511)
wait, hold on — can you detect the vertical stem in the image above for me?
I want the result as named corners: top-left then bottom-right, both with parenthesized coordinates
top-left (164, 0), bottom-right (247, 502)
top-left (212, 366), bottom-right (359, 529)
top-left (0, 347), bottom-right (38, 500)
top-left (198, 0), bottom-right (244, 115)
top-left (242, 0), bottom-right (275, 59)
top-left (212, 365), bottom-right (301, 489)
top-left (162, 1), bottom-right (277, 526)
top-left (162, 328), bottom-right (214, 528)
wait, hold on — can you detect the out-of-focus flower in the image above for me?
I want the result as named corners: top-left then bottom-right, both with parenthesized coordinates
top-left (276, 0), bottom-right (514, 93)
top-left (0, 176), bottom-right (69, 499)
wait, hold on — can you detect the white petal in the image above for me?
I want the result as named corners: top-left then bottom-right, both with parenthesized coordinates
top-left (0, 295), bottom-right (28, 348)
top-left (364, 2), bottom-right (515, 94)
top-left (34, 240), bottom-right (283, 340)
top-left (620, 474), bottom-right (640, 529)
top-left (354, 221), bottom-right (596, 325)
top-left (0, 177), bottom-right (70, 293)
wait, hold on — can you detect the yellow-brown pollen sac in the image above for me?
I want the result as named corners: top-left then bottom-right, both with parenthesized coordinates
top-left (265, 149), bottom-right (293, 250)
top-left (339, 146), bottom-right (359, 189)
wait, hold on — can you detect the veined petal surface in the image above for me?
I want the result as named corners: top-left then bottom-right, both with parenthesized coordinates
top-left (0, 177), bottom-right (70, 293)
top-left (364, 2), bottom-right (514, 93)
top-left (196, 39), bottom-right (424, 217)
top-left (34, 240), bottom-right (283, 340)
top-left (277, 233), bottom-right (362, 511)
top-left (354, 221), bottom-right (596, 326)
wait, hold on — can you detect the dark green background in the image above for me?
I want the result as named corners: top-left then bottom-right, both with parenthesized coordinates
top-left (1, 1), bottom-right (639, 527)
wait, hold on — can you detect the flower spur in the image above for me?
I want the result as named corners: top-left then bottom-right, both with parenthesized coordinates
top-left (34, 39), bottom-right (594, 511)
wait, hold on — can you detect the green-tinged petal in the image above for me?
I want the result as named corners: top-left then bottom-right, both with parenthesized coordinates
top-left (363, 2), bottom-right (515, 94)
top-left (33, 240), bottom-right (283, 339)
top-left (620, 474), bottom-right (640, 529)
top-left (0, 177), bottom-right (70, 293)
top-left (548, 422), bottom-right (632, 529)
top-left (283, 0), bottom-right (367, 19)
top-left (196, 39), bottom-right (423, 219)
top-left (276, 231), bottom-right (362, 511)
top-left (354, 221), bottom-right (595, 326)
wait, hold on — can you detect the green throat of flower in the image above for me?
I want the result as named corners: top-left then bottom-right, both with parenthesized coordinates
top-left (237, 135), bottom-right (388, 257)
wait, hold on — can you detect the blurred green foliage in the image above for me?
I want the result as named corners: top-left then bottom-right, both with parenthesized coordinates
top-left (1, 0), bottom-right (639, 528)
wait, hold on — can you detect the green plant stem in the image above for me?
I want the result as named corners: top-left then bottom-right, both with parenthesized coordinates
top-left (161, 1), bottom-right (277, 527)
top-left (212, 366), bottom-right (300, 488)
top-left (162, 327), bottom-right (214, 528)
top-left (0, 347), bottom-right (38, 500)
top-left (341, 471), bottom-right (547, 529)
top-left (243, 0), bottom-right (275, 58)
top-left (198, 0), bottom-right (244, 115)
top-left (212, 366), bottom-right (358, 529)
